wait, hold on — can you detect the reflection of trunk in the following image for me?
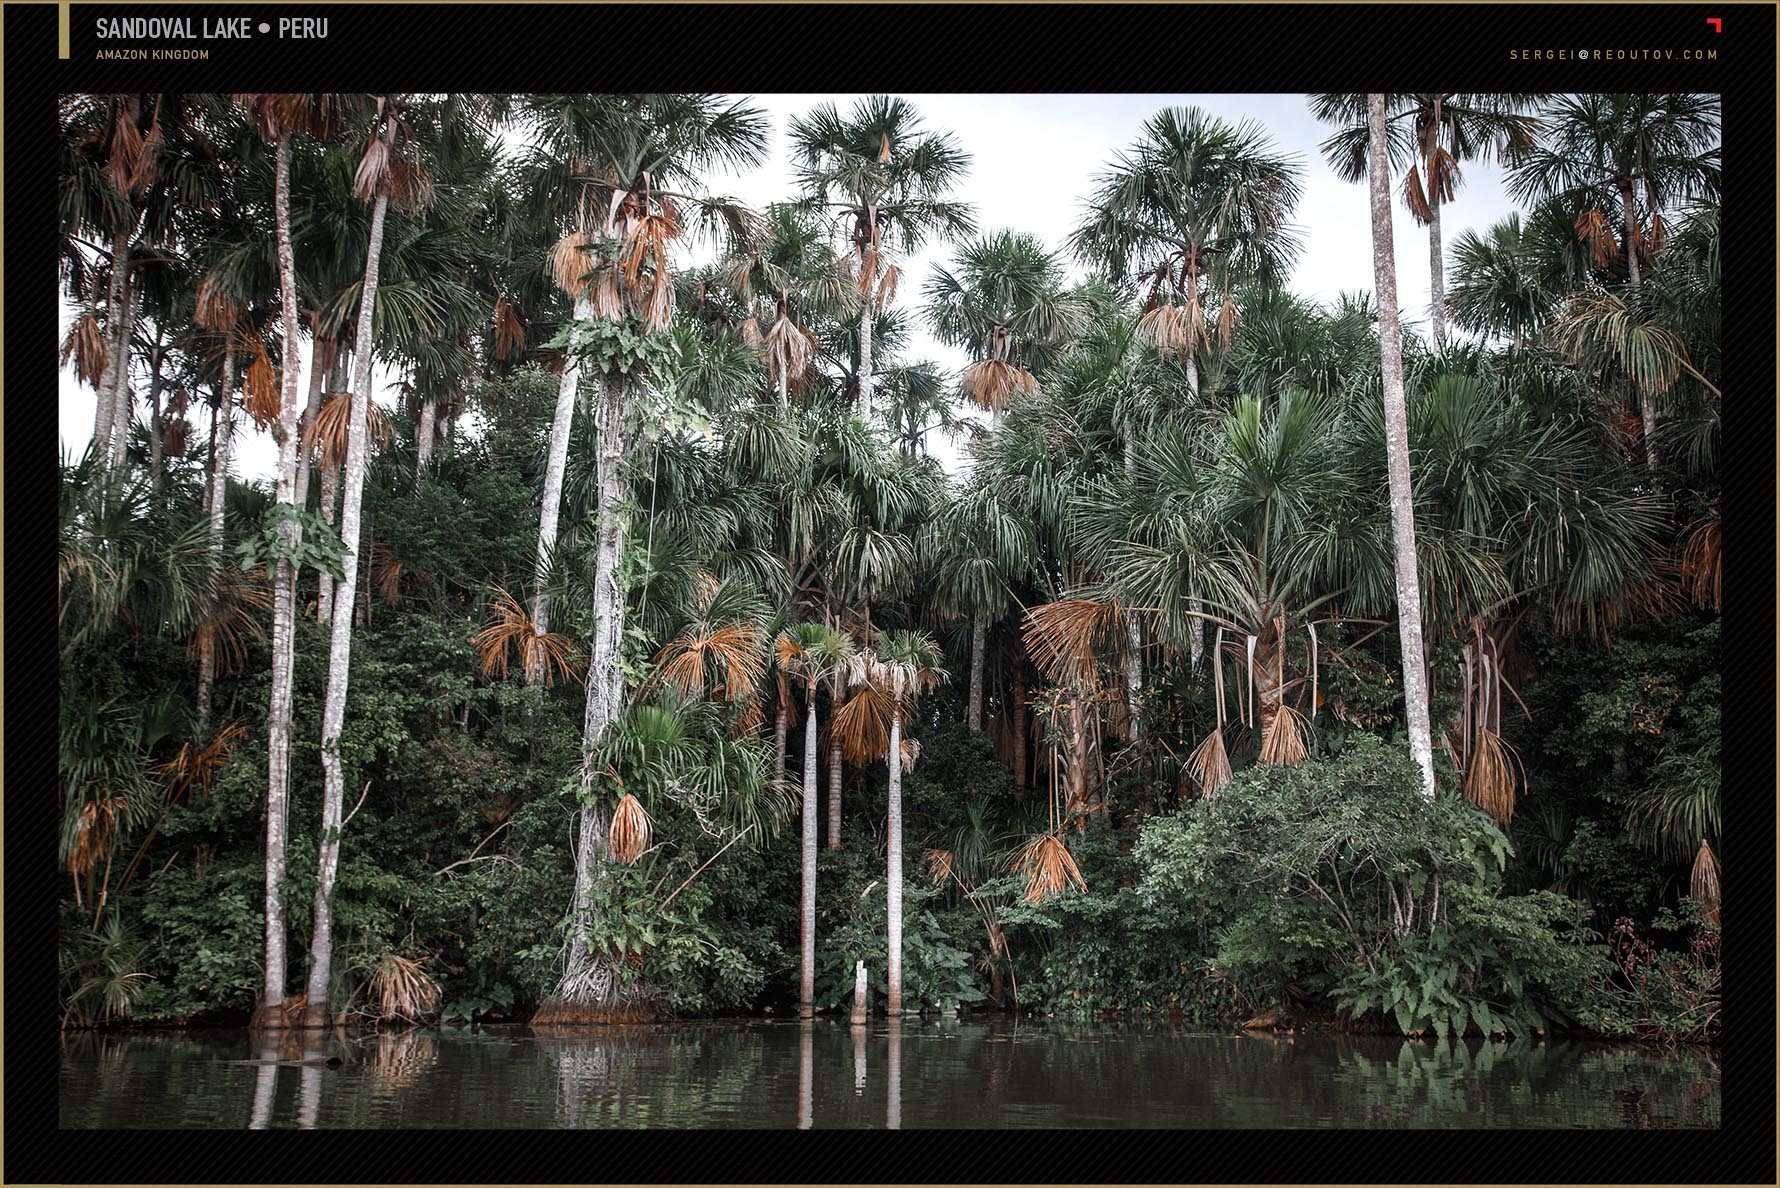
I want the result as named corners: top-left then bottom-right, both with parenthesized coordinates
top-left (827, 673), bottom-right (844, 849)
top-left (554, 370), bottom-right (632, 1010)
top-left (1011, 669), bottom-right (1028, 789)
top-left (296, 1047), bottom-right (322, 1129)
top-left (256, 133), bottom-right (304, 1032)
top-left (797, 1020), bottom-right (814, 1129)
top-left (1368, 94), bottom-right (1437, 797)
top-left (967, 618), bottom-right (986, 731)
top-left (799, 695), bottom-right (819, 1016)
top-left (304, 179), bottom-right (393, 1029)
top-left (196, 354), bottom-right (235, 738)
top-left (532, 297), bottom-right (591, 642)
top-left (851, 1013), bottom-right (868, 1090)
top-left (885, 1016), bottom-right (902, 1129)
top-left (886, 710), bottom-right (905, 1017)
top-left (247, 1038), bottom-right (279, 1129)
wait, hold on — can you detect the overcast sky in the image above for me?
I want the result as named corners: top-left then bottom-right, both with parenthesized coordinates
top-left (59, 93), bottom-right (1521, 480)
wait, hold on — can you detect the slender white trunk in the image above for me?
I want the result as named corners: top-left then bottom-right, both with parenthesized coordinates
top-left (304, 182), bottom-right (392, 1026)
top-left (532, 298), bottom-right (591, 643)
top-left (1183, 351), bottom-right (1200, 400)
top-left (315, 459), bottom-right (341, 625)
top-left (885, 710), bottom-right (904, 1016)
top-left (196, 356), bottom-right (236, 738)
top-left (885, 1016), bottom-right (902, 1129)
top-left (799, 696), bottom-right (819, 1015)
top-left (415, 400), bottom-right (437, 481)
top-left (258, 135), bottom-right (305, 1029)
top-left (857, 306), bottom-right (875, 421)
top-left (1618, 181), bottom-right (1659, 475)
top-left (797, 1020), bottom-right (814, 1129)
top-left (293, 338), bottom-right (328, 511)
top-left (778, 367), bottom-right (789, 407)
top-left (106, 282), bottom-right (136, 471)
top-left (1368, 94), bottom-right (1437, 798)
top-left (92, 224), bottom-right (132, 461)
top-left (827, 672), bottom-right (844, 849)
top-left (1428, 199), bottom-right (1447, 352)
top-left (967, 618), bottom-right (986, 732)
top-left (773, 701), bottom-right (789, 787)
top-left (1122, 423), bottom-right (1148, 718)
top-left (557, 371), bottom-right (631, 1005)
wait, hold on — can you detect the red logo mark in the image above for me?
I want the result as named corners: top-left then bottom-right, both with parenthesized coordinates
top-left (1706, 17), bottom-right (1722, 31)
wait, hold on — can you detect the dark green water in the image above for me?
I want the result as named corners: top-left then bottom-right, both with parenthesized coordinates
top-left (59, 1019), bottom-right (1718, 1128)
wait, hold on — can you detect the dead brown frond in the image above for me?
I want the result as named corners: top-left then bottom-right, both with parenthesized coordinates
top-left (474, 585), bottom-right (584, 687)
top-left (875, 263), bottom-right (901, 309)
top-left (61, 312), bottom-right (109, 389)
top-left (104, 103), bottom-right (145, 195)
top-left (351, 137), bottom-right (391, 205)
top-left (492, 295), bottom-right (527, 361)
top-left (384, 158), bottom-right (435, 214)
top-left (363, 1029), bottom-right (439, 1090)
top-left (1215, 295), bottom-right (1241, 352)
top-left (609, 793), bottom-right (652, 866)
top-left (1402, 163), bottom-right (1433, 224)
top-left (655, 619), bottom-right (766, 703)
top-left (550, 230), bottom-right (595, 299)
top-left (1689, 839), bottom-right (1719, 925)
top-left (242, 344), bottom-right (281, 428)
top-left (961, 359), bottom-right (1037, 413)
top-left (1186, 726), bottom-right (1234, 796)
top-left (301, 392), bottom-right (394, 469)
top-left (899, 736), bottom-right (922, 772)
top-left (1258, 703), bottom-right (1310, 768)
top-left (830, 682), bottom-right (895, 765)
top-left (877, 133), bottom-right (892, 163)
top-left (155, 721), bottom-right (248, 803)
top-left (162, 417), bottom-right (191, 456)
top-left (764, 317), bottom-right (816, 387)
top-left (366, 952), bottom-right (441, 1023)
top-left (67, 797), bottom-right (126, 878)
top-left (1462, 727), bottom-right (1523, 824)
top-left (1574, 208), bottom-right (1620, 269)
top-left (194, 274), bottom-right (245, 332)
top-left (1023, 598), bottom-right (1127, 687)
top-left (370, 542), bottom-right (412, 605)
top-left (1012, 832), bottom-right (1086, 903)
top-left (1680, 513), bottom-right (1721, 611)
top-left (730, 694), bottom-right (765, 739)
top-left (925, 848), bottom-right (955, 886)
top-left (186, 565), bottom-right (273, 677)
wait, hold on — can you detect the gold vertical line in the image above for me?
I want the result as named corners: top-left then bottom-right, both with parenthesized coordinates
top-left (59, 1), bottom-right (72, 58)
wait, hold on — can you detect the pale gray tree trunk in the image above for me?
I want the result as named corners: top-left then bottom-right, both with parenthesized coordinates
top-left (293, 337), bottom-right (329, 511)
top-left (885, 1016), bottom-right (902, 1128)
top-left (531, 297), bottom-right (591, 644)
top-left (1183, 350), bottom-right (1200, 400)
top-left (303, 182), bottom-right (392, 1028)
top-left (1368, 94), bottom-right (1437, 798)
top-left (92, 224), bottom-right (133, 462)
top-left (106, 283), bottom-right (136, 471)
top-left (773, 701), bottom-right (789, 787)
top-left (797, 1019), bottom-right (814, 1128)
top-left (196, 355), bottom-right (236, 738)
top-left (415, 399), bottom-right (438, 481)
top-left (257, 135), bottom-right (305, 1030)
top-left (315, 456), bottom-right (341, 626)
top-left (1121, 423), bottom-right (1146, 725)
top-left (827, 673), bottom-right (845, 849)
top-left (799, 694), bottom-right (819, 1015)
top-left (885, 709), bottom-right (905, 1016)
top-left (1428, 198), bottom-right (1448, 352)
top-left (1617, 180), bottom-right (1659, 475)
top-left (967, 618), bottom-right (986, 732)
top-left (778, 367), bottom-right (789, 407)
top-left (556, 371), bottom-right (631, 1007)
top-left (857, 305), bottom-right (875, 421)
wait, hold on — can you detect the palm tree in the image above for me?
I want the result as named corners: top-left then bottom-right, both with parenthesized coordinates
top-left (846, 629), bottom-right (945, 1016)
top-left (1366, 93), bottom-right (1436, 797)
top-left (921, 482), bottom-right (1033, 732)
top-left (788, 95), bottom-right (975, 421)
top-left (1071, 106), bottom-right (1304, 398)
top-left (1310, 93), bottom-right (1541, 351)
top-left (1506, 93), bottom-right (1720, 471)
top-left (514, 93), bottom-right (770, 1018)
top-left (1444, 211), bottom-right (1569, 348)
top-left (775, 623), bottom-right (855, 1016)
top-left (923, 230), bottom-right (1086, 417)
top-left (726, 203), bottom-right (855, 406)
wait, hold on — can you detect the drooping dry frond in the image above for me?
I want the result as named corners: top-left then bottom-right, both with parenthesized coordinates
top-left (925, 848), bottom-right (955, 887)
top-left (609, 793), bottom-right (652, 865)
top-left (104, 103), bottom-right (145, 195)
top-left (61, 312), bottom-right (109, 389)
top-left (1186, 726), bottom-right (1233, 796)
top-left (302, 392), bottom-right (394, 469)
top-left (1402, 163), bottom-right (1433, 225)
top-left (383, 158), bottom-right (435, 214)
top-left (1013, 832), bottom-right (1086, 903)
top-left (1024, 598), bottom-right (1127, 687)
top-left (899, 736), bottom-right (922, 772)
top-left (352, 137), bottom-right (392, 204)
top-left (186, 566), bottom-right (273, 677)
top-left (473, 585), bottom-right (584, 687)
top-left (66, 797), bottom-right (126, 877)
top-left (1689, 838), bottom-right (1720, 924)
top-left (961, 359), bottom-right (1038, 413)
top-left (492, 295), bottom-right (527, 361)
top-left (1574, 208), bottom-right (1620, 268)
top-left (242, 345), bottom-right (281, 427)
top-left (830, 681), bottom-right (895, 765)
top-left (550, 230), bottom-right (595, 298)
top-left (366, 952), bottom-right (441, 1023)
top-left (764, 317), bottom-right (816, 386)
top-left (1463, 727), bottom-right (1523, 824)
top-left (1680, 514), bottom-right (1721, 611)
top-left (655, 619), bottom-right (767, 703)
top-left (155, 721), bottom-right (248, 803)
top-left (1259, 703), bottom-right (1310, 768)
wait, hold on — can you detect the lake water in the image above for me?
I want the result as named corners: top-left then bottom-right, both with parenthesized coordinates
top-left (58, 1019), bottom-right (1718, 1128)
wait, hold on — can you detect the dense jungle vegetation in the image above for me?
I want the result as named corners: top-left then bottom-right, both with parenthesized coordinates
top-left (58, 93), bottom-right (1720, 1044)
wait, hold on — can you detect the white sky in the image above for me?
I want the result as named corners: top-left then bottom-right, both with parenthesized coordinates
top-left (59, 93), bottom-right (1519, 480)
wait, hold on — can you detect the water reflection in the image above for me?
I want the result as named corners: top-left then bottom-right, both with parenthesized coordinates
top-left (59, 1021), bottom-right (1719, 1129)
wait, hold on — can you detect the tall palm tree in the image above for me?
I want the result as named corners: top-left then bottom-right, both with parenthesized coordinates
top-left (514, 93), bottom-right (770, 1018)
top-left (788, 95), bottom-right (975, 421)
top-left (775, 623), bottom-right (855, 1016)
top-left (1071, 106), bottom-right (1304, 398)
top-left (726, 203), bottom-right (856, 406)
top-left (303, 95), bottom-right (432, 1028)
top-left (1506, 93), bottom-right (1720, 471)
top-left (1366, 93), bottom-right (1436, 797)
top-left (846, 629), bottom-right (945, 1016)
top-left (921, 482), bottom-right (1033, 731)
top-left (1310, 93), bottom-right (1541, 351)
top-left (923, 229), bottom-right (1086, 417)
top-left (1444, 211), bottom-right (1570, 348)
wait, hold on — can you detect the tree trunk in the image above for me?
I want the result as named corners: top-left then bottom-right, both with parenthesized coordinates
top-left (1428, 198), bottom-right (1447, 352)
top-left (146, 356), bottom-right (164, 483)
top-left (885, 710), bottom-right (905, 1016)
top-left (94, 223), bottom-right (132, 466)
top-left (778, 367), bottom-right (789, 407)
top-left (255, 134), bottom-right (305, 1031)
top-left (555, 370), bottom-right (632, 1008)
top-left (1368, 94), bottom-right (1437, 798)
top-left (1183, 350), bottom-right (1199, 400)
top-left (773, 700), bottom-right (789, 788)
top-left (316, 458), bottom-right (341, 626)
top-left (1121, 422), bottom-right (1147, 724)
top-left (106, 279), bottom-right (136, 471)
top-left (196, 354), bottom-right (236, 738)
top-left (1011, 668), bottom-right (1028, 789)
top-left (827, 672), bottom-right (845, 849)
top-left (885, 1016), bottom-right (902, 1129)
top-left (531, 297), bottom-right (591, 644)
top-left (415, 399), bottom-right (437, 482)
top-left (1617, 179), bottom-right (1659, 475)
top-left (293, 336), bottom-right (329, 511)
top-left (303, 182), bottom-right (392, 1029)
top-left (967, 618), bottom-right (986, 731)
top-left (799, 696), bottom-right (819, 1016)
top-left (857, 306), bottom-right (875, 422)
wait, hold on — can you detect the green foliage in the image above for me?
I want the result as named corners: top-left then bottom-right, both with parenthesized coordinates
top-left (550, 315), bottom-right (677, 378)
top-left (234, 504), bottom-right (348, 579)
